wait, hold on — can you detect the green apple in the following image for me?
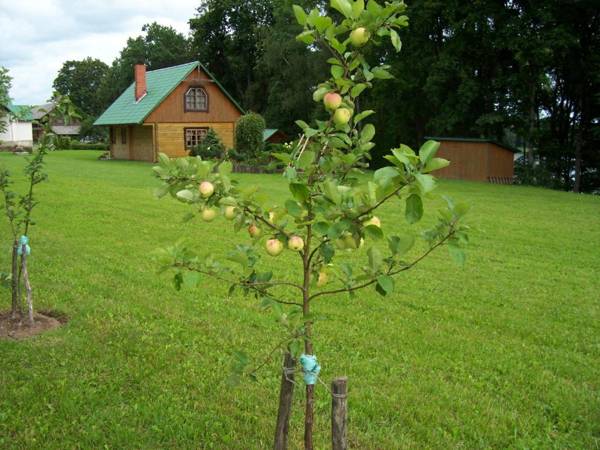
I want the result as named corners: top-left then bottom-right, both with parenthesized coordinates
top-left (317, 270), bottom-right (328, 287)
top-left (288, 235), bottom-right (304, 251)
top-left (350, 27), bottom-right (370, 47)
top-left (199, 181), bottom-right (215, 198)
top-left (333, 108), bottom-right (352, 127)
top-left (363, 216), bottom-right (381, 228)
top-left (266, 238), bottom-right (284, 256)
top-left (201, 207), bottom-right (217, 222)
top-left (323, 92), bottom-right (342, 111)
top-left (248, 224), bottom-right (261, 238)
top-left (224, 206), bottom-right (237, 220)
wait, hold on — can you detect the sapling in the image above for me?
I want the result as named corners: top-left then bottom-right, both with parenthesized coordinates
top-left (0, 94), bottom-right (79, 325)
top-left (153, 1), bottom-right (469, 448)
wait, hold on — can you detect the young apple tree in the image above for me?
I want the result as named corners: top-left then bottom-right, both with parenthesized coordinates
top-left (154, 1), bottom-right (469, 448)
top-left (0, 94), bottom-right (79, 325)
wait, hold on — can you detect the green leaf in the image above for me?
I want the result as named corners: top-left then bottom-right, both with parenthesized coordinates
top-left (296, 30), bottom-right (316, 44)
top-left (372, 67), bottom-right (394, 79)
top-left (289, 183), bottom-right (310, 203)
top-left (390, 29), bottom-right (402, 52)
top-left (405, 194), bottom-right (423, 224)
top-left (448, 244), bottom-right (466, 266)
top-left (297, 150), bottom-right (315, 169)
top-left (415, 173), bottom-right (437, 194)
top-left (352, 0), bottom-right (364, 18)
top-left (331, 65), bottom-right (344, 79)
top-left (388, 234), bottom-right (415, 255)
top-left (331, 0), bottom-right (353, 18)
top-left (313, 86), bottom-right (330, 102)
top-left (367, 247), bottom-right (383, 272)
top-left (311, 15), bottom-right (333, 32)
top-left (419, 140), bottom-right (440, 164)
top-left (376, 275), bottom-right (394, 296)
top-left (285, 199), bottom-right (304, 217)
top-left (295, 120), bottom-right (309, 130)
top-left (360, 124), bottom-right (375, 142)
top-left (354, 110), bottom-right (375, 123)
top-left (364, 224), bottom-right (384, 240)
top-left (176, 189), bottom-right (195, 202)
top-left (272, 152), bottom-right (292, 164)
top-left (423, 157), bottom-right (449, 173)
top-left (292, 5), bottom-right (307, 25)
top-left (351, 83), bottom-right (367, 98)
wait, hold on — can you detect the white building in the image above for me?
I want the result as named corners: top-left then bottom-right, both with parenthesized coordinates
top-left (0, 103), bottom-right (33, 147)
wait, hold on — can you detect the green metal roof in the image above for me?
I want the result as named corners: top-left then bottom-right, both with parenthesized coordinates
top-left (263, 128), bottom-right (278, 141)
top-left (2, 102), bottom-right (33, 121)
top-left (425, 136), bottom-right (520, 153)
top-left (94, 61), bottom-right (244, 126)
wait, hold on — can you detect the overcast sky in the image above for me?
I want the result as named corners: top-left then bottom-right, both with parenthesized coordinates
top-left (0, 0), bottom-right (199, 105)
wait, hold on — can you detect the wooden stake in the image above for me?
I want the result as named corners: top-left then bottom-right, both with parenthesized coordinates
top-left (273, 352), bottom-right (295, 450)
top-left (331, 377), bottom-right (348, 450)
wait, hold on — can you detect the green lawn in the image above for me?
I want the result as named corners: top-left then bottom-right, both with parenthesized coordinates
top-left (0, 150), bottom-right (599, 449)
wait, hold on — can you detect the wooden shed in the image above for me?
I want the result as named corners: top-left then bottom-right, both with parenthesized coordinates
top-left (425, 137), bottom-right (517, 183)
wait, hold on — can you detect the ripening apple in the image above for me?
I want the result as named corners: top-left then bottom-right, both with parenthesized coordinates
top-left (266, 238), bottom-right (284, 256)
top-left (350, 27), bottom-right (370, 47)
top-left (333, 108), bottom-right (352, 127)
top-left (199, 181), bottom-right (215, 198)
top-left (248, 224), bottom-right (261, 238)
top-left (317, 270), bottom-right (328, 287)
top-left (201, 207), bottom-right (217, 222)
top-left (335, 232), bottom-right (359, 250)
top-left (363, 216), bottom-right (381, 228)
top-left (288, 235), bottom-right (304, 251)
top-left (323, 92), bottom-right (342, 111)
top-left (224, 206), bottom-right (237, 220)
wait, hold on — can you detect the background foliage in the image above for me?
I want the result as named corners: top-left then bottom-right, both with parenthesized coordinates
top-left (50, 1), bottom-right (599, 192)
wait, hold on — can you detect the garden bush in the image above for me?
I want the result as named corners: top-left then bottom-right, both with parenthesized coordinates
top-left (234, 112), bottom-right (266, 160)
top-left (189, 128), bottom-right (225, 159)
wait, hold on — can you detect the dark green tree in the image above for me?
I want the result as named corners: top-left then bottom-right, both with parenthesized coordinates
top-left (53, 58), bottom-right (109, 117)
top-left (0, 67), bottom-right (12, 135)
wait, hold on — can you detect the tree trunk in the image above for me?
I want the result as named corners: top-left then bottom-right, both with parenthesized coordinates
top-left (274, 352), bottom-right (296, 450)
top-left (302, 226), bottom-right (314, 450)
top-left (574, 128), bottom-right (582, 193)
top-left (20, 250), bottom-right (34, 326)
top-left (10, 240), bottom-right (19, 318)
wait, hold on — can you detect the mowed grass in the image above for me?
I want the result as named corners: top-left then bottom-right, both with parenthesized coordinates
top-left (0, 150), bottom-right (599, 449)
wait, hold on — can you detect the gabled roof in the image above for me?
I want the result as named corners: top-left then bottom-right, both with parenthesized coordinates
top-left (425, 136), bottom-right (520, 153)
top-left (31, 103), bottom-right (54, 120)
top-left (263, 128), bottom-right (278, 141)
top-left (94, 61), bottom-right (244, 126)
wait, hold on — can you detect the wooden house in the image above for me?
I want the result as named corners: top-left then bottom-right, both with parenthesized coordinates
top-left (425, 137), bottom-right (518, 183)
top-left (94, 62), bottom-right (244, 162)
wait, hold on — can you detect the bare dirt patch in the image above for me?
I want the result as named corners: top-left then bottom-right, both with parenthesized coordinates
top-left (0, 310), bottom-right (67, 340)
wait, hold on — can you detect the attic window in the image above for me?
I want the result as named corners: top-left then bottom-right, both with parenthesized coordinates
top-left (184, 87), bottom-right (208, 112)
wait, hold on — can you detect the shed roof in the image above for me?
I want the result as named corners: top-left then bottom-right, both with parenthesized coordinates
top-left (263, 128), bottom-right (278, 141)
top-left (94, 61), bottom-right (244, 126)
top-left (425, 136), bottom-right (519, 153)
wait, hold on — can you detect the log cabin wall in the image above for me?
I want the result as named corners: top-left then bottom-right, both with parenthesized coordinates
top-left (144, 68), bottom-right (241, 158)
top-left (130, 125), bottom-right (154, 162)
top-left (156, 122), bottom-right (234, 158)
top-left (111, 126), bottom-right (130, 159)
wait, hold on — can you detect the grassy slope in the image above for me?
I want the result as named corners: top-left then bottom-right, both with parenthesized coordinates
top-left (0, 151), bottom-right (598, 449)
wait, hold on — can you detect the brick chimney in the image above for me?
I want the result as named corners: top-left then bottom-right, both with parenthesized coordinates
top-left (134, 64), bottom-right (147, 101)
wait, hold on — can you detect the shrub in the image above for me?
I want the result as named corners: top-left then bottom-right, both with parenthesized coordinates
top-left (234, 112), bottom-right (265, 159)
top-left (66, 140), bottom-right (109, 150)
top-left (190, 128), bottom-right (225, 159)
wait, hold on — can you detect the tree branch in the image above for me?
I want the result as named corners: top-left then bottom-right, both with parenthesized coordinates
top-left (308, 230), bottom-right (455, 301)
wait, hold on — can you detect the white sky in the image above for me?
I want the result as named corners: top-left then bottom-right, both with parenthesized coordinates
top-left (0, 0), bottom-right (199, 105)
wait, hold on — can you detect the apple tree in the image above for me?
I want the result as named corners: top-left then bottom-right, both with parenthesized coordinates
top-left (0, 94), bottom-right (79, 325)
top-left (153, 1), bottom-right (469, 448)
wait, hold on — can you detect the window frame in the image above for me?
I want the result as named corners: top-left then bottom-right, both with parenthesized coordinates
top-left (120, 127), bottom-right (127, 144)
top-left (184, 127), bottom-right (209, 150)
top-left (183, 86), bottom-right (209, 112)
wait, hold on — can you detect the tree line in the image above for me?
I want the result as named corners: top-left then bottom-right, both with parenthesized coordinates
top-left (51, 0), bottom-right (599, 193)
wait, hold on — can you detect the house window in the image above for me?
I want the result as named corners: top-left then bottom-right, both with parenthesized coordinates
top-left (184, 128), bottom-right (208, 150)
top-left (184, 87), bottom-right (208, 112)
top-left (121, 127), bottom-right (127, 144)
